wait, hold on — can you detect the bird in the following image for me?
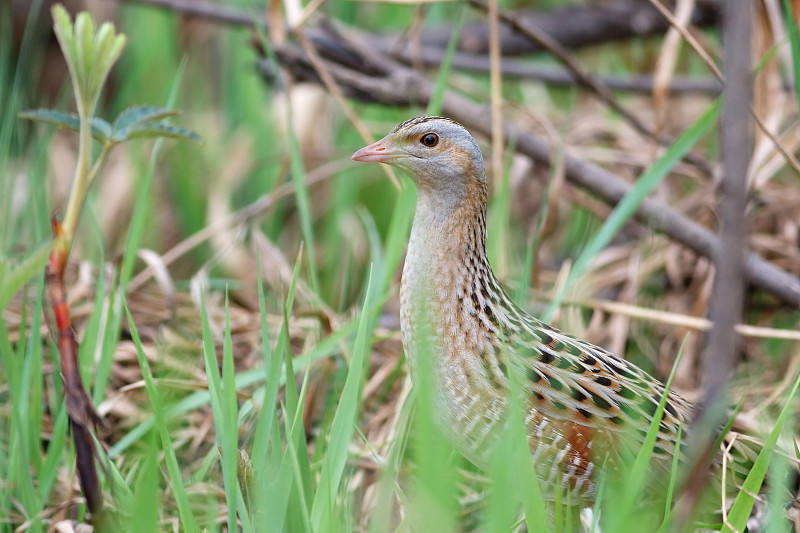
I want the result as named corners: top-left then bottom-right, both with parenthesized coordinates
top-left (351, 117), bottom-right (765, 508)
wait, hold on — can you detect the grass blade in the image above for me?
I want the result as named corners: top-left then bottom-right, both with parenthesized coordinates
top-left (125, 302), bottom-right (199, 533)
top-left (722, 369), bottom-right (800, 531)
top-left (310, 267), bottom-right (376, 529)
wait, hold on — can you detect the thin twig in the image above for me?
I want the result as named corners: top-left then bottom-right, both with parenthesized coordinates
top-left (295, 25), bottom-right (400, 188)
top-left (566, 296), bottom-right (800, 341)
top-left (646, 0), bottom-right (724, 82)
top-left (487, 0), bottom-right (504, 193)
top-left (748, 102), bottom-right (800, 176)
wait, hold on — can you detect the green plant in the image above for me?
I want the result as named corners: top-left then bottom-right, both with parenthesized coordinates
top-left (15, 4), bottom-right (197, 520)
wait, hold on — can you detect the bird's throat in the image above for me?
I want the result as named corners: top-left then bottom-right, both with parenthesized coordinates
top-left (400, 183), bottom-right (492, 372)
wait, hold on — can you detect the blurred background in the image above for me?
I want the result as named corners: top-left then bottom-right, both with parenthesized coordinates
top-left (3, 0), bottom-right (800, 530)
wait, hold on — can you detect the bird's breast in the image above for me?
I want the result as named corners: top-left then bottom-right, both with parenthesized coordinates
top-left (400, 221), bottom-right (511, 465)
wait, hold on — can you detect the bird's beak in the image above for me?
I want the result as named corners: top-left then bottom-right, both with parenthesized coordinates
top-left (351, 137), bottom-right (405, 164)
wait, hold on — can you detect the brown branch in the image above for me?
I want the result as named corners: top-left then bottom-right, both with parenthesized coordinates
top-left (115, 0), bottom-right (721, 57)
top-left (256, 30), bottom-right (800, 309)
top-left (380, 0), bottom-right (721, 56)
top-left (412, 51), bottom-right (724, 95)
top-left (674, 2), bottom-right (752, 526)
top-left (704, 0), bottom-right (751, 411)
top-left (117, 0), bottom-right (258, 27)
top-left (115, 0), bottom-right (725, 96)
top-left (46, 218), bottom-right (103, 516)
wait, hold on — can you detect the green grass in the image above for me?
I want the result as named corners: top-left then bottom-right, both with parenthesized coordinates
top-left (2, 1), bottom-right (800, 532)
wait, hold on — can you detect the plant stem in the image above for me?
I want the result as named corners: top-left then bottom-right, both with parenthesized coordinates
top-left (57, 98), bottom-right (92, 266)
top-left (86, 143), bottom-right (113, 190)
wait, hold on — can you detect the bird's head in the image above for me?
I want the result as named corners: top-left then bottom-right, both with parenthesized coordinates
top-left (352, 117), bottom-right (486, 203)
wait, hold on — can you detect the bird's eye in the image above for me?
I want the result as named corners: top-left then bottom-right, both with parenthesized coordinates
top-left (420, 133), bottom-right (439, 147)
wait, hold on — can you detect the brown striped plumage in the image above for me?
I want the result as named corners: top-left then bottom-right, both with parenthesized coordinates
top-left (352, 117), bottom-right (762, 505)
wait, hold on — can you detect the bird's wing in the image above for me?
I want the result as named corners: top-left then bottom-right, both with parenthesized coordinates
top-left (506, 321), bottom-right (775, 486)
top-left (502, 318), bottom-right (694, 464)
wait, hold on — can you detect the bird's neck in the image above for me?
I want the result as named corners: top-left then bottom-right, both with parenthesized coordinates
top-left (401, 178), bottom-right (495, 341)
top-left (407, 178), bottom-right (490, 283)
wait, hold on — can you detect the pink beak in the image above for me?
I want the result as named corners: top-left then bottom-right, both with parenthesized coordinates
top-left (351, 138), bottom-right (404, 163)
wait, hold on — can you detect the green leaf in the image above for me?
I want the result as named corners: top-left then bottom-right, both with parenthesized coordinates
top-left (90, 23), bottom-right (115, 96)
top-left (107, 317), bottom-right (361, 459)
top-left (612, 339), bottom-right (687, 528)
top-left (503, 345), bottom-right (549, 531)
top-left (782, 0), bottom-right (800, 114)
top-left (51, 6), bottom-right (76, 70)
top-left (19, 109), bottom-right (112, 142)
top-left (250, 253), bottom-right (284, 474)
top-left (113, 106), bottom-right (178, 131)
top-left (51, 5), bottom-right (83, 115)
top-left (91, 117), bottom-right (113, 140)
top-left (112, 106), bottom-right (180, 139)
top-left (74, 12), bottom-right (95, 101)
top-left (124, 122), bottom-right (201, 143)
top-left (52, 8), bottom-right (125, 116)
top-left (20, 108), bottom-right (79, 130)
top-left (89, 24), bottom-right (125, 109)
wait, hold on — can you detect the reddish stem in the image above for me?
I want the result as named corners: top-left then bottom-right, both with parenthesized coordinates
top-left (47, 216), bottom-right (103, 515)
